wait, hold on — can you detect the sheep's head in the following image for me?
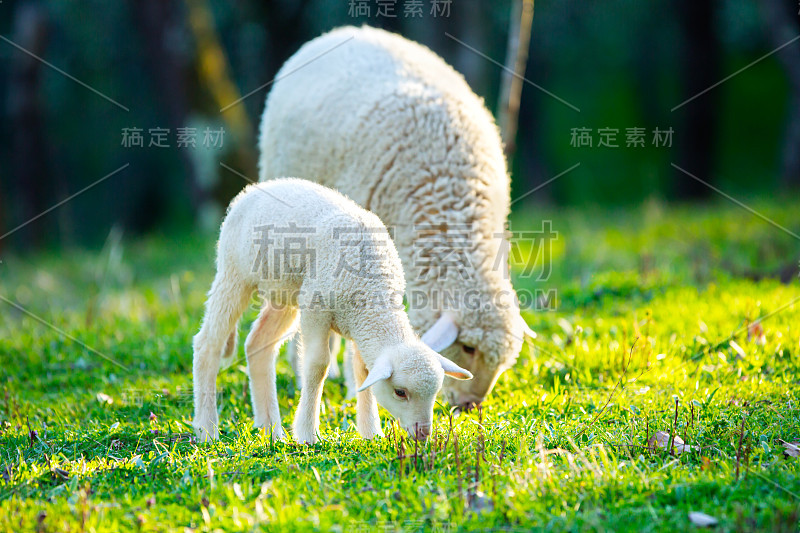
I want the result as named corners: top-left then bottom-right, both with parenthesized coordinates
top-left (421, 312), bottom-right (535, 409)
top-left (358, 342), bottom-right (472, 440)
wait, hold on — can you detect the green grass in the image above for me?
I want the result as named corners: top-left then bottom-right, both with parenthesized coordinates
top-left (1, 198), bottom-right (800, 532)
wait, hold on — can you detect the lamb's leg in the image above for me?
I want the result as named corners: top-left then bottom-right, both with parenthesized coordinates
top-left (327, 333), bottom-right (341, 379)
top-left (343, 341), bottom-right (356, 400)
top-left (353, 346), bottom-right (384, 439)
top-left (193, 274), bottom-right (252, 442)
top-left (219, 329), bottom-right (239, 369)
top-left (293, 317), bottom-right (331, 445)
top-left (290, 333), bottom-right (339, 391)
top-left (245, 302), bottom-right (297, 441)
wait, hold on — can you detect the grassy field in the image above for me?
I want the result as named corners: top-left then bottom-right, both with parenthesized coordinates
top-left (1, 198), bottom-right (799, 532)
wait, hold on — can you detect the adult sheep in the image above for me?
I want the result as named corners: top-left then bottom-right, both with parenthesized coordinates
top-left (258, 26), bottom-right (534, 408)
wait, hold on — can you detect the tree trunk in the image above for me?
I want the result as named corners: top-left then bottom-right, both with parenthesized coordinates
top-left (451, 0), bottom-right (491, 97)
top-left (7, 2), bottom-right (51, 248)
top-left (675, 0), bottom-right (720, 199)
top-left (251, 0), bottom-right (312, 83)
top-left (760, 0), bottom-right (800, 187)
top-left (497, 0), bottom-right (534, 157)
top-left (516, 50), bottom-right (551, 204)
top-left (129, 0), bottom-right (204, 213)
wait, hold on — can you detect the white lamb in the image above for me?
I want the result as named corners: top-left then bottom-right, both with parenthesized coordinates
top-left (192, 179), bottom-right (473, 444)
top-left (259, 26), bottom-right (535, 408)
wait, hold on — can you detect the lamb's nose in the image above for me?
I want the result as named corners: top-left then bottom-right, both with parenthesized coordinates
top-left (414, 424), bottom-right (431, 441)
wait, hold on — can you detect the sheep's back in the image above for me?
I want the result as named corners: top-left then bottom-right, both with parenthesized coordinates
top-left (258, 26), bottom-right (508, 220)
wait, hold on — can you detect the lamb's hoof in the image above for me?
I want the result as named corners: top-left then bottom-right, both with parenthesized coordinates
top-left (193, 422), bottom-right (219, 443)
top-left (357, 426), bottom-right (385, 440)
top-left (293, 429), bottom-right (319, 446)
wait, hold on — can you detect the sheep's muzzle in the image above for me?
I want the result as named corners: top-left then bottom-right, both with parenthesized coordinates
top-left (410, 423), bottom-right (431, 441)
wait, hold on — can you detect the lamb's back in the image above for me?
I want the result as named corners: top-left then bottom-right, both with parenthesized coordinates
top-left (219, 179), bottom-right (402, 295)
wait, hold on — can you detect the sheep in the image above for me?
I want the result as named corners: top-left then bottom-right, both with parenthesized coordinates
top-left (258, 25), bottom-right (535, 408)
top-left (192, 178), bottom-right (473, 444)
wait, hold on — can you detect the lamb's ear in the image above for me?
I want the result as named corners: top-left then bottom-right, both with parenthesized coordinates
top-left (437, 354), bottom-right (473, 380)
top-left (357, 356), bottom-right (393, 392)
top-left (421, 312), bottom-right (459, 353)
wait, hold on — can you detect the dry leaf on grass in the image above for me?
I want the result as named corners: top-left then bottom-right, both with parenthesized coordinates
top-left (779, 440), bottom-right (800, 457)
top-left (747, 322), bottom-right (766, 345)
top-left (648, 431), bottom-right (696, 455)
top-left (689, 511), bottom-right (718, 527)
top-left (96, 392), bottom-right (113, 405)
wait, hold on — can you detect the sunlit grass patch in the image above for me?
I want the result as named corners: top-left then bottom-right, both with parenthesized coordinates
top-left (1, 199), bottom-right (799, 531)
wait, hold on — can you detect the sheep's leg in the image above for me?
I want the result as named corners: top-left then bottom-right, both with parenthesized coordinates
top-left (343, 341), bottom-right (356, 400)
top-left (327, 333), bottom-right (341, 379)
top-left (193, 274), bottom-right (252, 442)
top-left (287, 337), bottom-right (302, 390)
top-left (245, 302), bottom-right (297, 441)
top-left (354, 346), bottom-right (384, 439)
top-left (293, 317), bottom-right (331, 445)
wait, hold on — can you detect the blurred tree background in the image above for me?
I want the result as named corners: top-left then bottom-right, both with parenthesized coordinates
top-left (0, 0), bottom-right (797, 250)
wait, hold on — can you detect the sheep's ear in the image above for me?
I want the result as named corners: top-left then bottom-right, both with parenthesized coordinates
top-left (357, 356), bottom-right (393, 392)
top-left (421, 312), bottom-right (459, 353)
top-left (437, 354), bottom-right (473, 380)
top-left (521, 318), bottom-right (537, 340)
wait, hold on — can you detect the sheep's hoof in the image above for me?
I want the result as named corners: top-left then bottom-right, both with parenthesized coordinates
top-left (256, 424), bottom-right (286, 442)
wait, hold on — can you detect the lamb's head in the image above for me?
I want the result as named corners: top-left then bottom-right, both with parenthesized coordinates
top-left (421, 311), bottom-right (535, 410)
top-left (358, 342), bottom-right (473, 440)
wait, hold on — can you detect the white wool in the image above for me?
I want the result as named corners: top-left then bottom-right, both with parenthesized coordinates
top-left (192, 179), bottom-right (470, 445)
top-left (258, 26), bottom-right (526, 404)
